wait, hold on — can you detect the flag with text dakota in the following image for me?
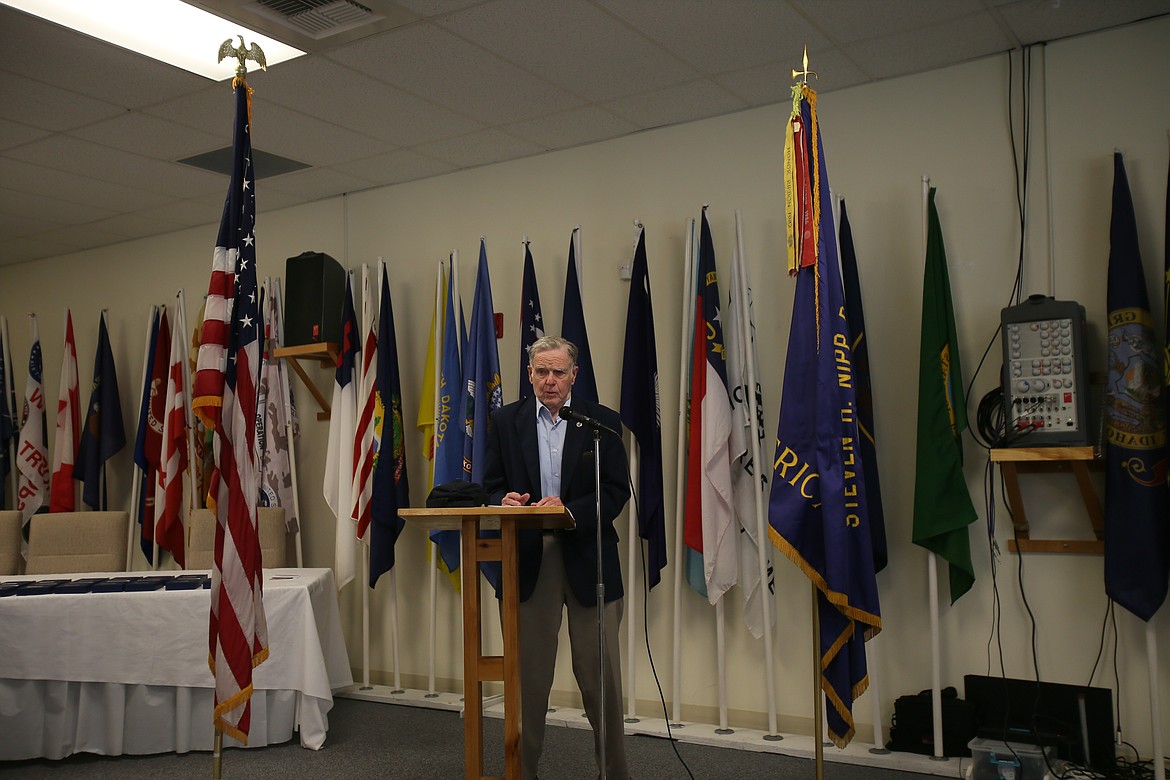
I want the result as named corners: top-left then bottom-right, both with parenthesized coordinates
top-left (562, 232), bottom-right (597, 402)
top-left (1105, 152), bottom-right (1169, 622)
top-left (839, 200), bottom-right (888, 574)
top-left (768, 88), bottom-right (881, 749)
top-left (156, 303), bottom-right (188, 568)
top-left (17, 314), bottom-right (47, 546)
top-left (369, 266), bottom-right (410, 586)
top-left (324, 275), bottom-right (360, 590)
top-left (75, 312), bottom-right (125, 511)
top-left (912, 188), bottom-right (978, 605)
top-left (133, 308), bottom-right (165, 562)
top-left (198, 79), bottom-right (269, 746)
top-left (464, 240), bottom-right (504, 590)
top-left (518, 244), bottom-right (545, 402)
top-left (620, 226), bottom-right (667, 590)
top-left (432, 261), bottom-right (466, 574)
top-left (50, 309), bottom-right (80, 513)
top-left (683, 209), bottom-right (736, 605)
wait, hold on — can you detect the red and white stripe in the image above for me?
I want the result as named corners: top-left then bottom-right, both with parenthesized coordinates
top-left (49, 309), bottom-right (79, 512)
top-left (155, 303), bottom-right (189, 567)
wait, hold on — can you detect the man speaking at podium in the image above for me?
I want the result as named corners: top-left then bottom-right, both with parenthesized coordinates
top-left (483, 335), bottom-right (630, 780)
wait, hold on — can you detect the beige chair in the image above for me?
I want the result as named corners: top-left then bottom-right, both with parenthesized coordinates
top-left (0, 510), bottom-right (23, 575)
top-left (186, 506), bottom-right (289, 570)
top-left (25, 511), bottom-right (129, 574)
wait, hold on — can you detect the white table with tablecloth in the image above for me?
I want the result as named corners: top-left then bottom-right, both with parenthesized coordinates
top-left (0, 568), bottom-right (352, 760)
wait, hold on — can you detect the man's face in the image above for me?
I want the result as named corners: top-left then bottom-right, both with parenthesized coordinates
top-left (528, 346), bottom-right (577, 413)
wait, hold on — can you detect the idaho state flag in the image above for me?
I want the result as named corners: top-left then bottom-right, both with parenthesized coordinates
top-left (1105, 152), bottom-right (1169, 622)
top-left (767, 86), bottom-right (881, 748)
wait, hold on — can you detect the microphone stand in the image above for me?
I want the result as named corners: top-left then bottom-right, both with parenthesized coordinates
top-left (590, 424), bottom-right (607, 780)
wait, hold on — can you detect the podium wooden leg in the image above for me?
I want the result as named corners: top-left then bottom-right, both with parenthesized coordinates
top-left (462, 519), bottom-right (484, 780)
top-left (501, 523), bottom-right (521, 780)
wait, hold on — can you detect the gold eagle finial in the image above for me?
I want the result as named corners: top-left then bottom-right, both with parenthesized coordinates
top-left (217, 35), bottom-right (267, 79)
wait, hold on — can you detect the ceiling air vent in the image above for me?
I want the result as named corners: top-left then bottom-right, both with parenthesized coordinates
top-left (250, 0), bottom-right (384, 39)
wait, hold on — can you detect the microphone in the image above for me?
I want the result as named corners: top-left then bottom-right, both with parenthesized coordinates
top-left (560, 406), bottom-right (620, 436)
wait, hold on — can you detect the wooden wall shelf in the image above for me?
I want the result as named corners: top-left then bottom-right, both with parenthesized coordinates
top-left (274, 343), bottom-right (338, 420)
top-left (990, 446), bottom-right (1104, 554)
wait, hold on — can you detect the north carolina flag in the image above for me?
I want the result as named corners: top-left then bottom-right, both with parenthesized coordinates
top-left (683, 208), bottom-right (736, 605)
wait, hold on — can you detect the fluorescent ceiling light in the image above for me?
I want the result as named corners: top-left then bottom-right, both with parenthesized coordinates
top-left (4, 0), bottom-right (305, 80)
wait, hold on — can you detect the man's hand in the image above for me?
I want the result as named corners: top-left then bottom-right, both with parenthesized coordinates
top-left (533, 496), bottom-right (563, 508)
top-left (501, 492), bottom-right (531, 507)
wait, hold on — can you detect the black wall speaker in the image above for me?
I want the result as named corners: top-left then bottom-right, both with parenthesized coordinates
top-left (284, 251), bottom-right (345, 347)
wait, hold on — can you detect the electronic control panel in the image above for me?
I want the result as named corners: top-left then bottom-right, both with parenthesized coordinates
top-left (1001, 296), bottom-right (1090, 446)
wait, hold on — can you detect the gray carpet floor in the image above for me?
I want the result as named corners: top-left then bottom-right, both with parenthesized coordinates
top-left (0, 696), bottom-right (934, 779)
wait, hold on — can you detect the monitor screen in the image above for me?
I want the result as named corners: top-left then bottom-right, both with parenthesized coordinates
top-left (964, 674), bottom-right (1114, 772)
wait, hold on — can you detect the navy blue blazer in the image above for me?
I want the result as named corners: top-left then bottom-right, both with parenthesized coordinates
top-left (482, 396), bottom-right (629, 606)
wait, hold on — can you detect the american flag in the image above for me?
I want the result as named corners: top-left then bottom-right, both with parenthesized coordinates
top-left (352, 265), bottom-right (378, 547)
top-left (155, 301), bottom-right (189, 568)
top-left (192, 79), bottom-right (269, 746)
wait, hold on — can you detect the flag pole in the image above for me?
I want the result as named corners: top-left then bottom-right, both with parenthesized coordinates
top-left (811, 584), bottom-right (824, 780)
top-left (670, 218), bottom-right (697, 726)
top-left (714, 597), bottom-right (730, 732)
top-left (427, 258), bottom-right (443, 696)
top-left (733, 211), bottom-right (780, 738)
top-left (177, 290), bottom-right (199, 567)
top-left (359, 262), bottom-right (372, 689)
top-left (270, 279), bottom-right (304, 567)
top-left (129, 305), bottom-right (157, 570)
top-left (624, 223), bottom-right (642, 724)
top-left (1147, 616), bottom-right (1166, 780)
top-left (922, 174), bottom-right (946, 761)
top-left (1, 317), bottom-right (17, 508)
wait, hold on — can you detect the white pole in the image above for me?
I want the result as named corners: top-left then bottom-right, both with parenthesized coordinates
top-left (427, 258), bottom-right (444, 696)
top-left (671, 218), bottom-right (697, 725)
top-left (1148, 617), bottom-right (1165, 780)
top-left (715, 597), bottom-right (729, 732)
top-left (129, 305), bottom-right (157, 571)
top-left (921, 176), bottom-right (945, 761)
top-left (867, 635), bottom-right (888, 751)
top-left (176, 291), bottom-right (199, 567)
top-left (624, 439), bottom-right (639, 721)
top-left (270, 280), bottom-right (304, 567)
top-left (733, 210), bottom-right (779, 738)
top-left (390, 566), bottom-right (403, 692)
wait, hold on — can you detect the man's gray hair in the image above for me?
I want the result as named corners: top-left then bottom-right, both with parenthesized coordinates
top-left (527, 335), bottom-right (578, 366)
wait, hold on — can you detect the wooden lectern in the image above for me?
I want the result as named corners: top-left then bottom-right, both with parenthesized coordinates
top-left (399, 505), bottom-right (574, 780)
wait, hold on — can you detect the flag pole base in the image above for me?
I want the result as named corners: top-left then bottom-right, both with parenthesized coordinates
top-left (212, 728), bottom-right (223, 779)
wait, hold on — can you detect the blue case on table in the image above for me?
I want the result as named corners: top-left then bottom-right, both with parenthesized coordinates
top-left (124, 576), bottom-right (172, 592)
top-left (55, 577), bottom-right (108, 594)
top-left (164, 575), bottom-right (209, 590)
top-left (91, 576), bottom-right (142, 593)
top-left (12, 579), bottom-right (70, 595)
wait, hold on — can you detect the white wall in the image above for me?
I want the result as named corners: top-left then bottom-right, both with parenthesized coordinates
top-left (2, 15), bottom-right (1168, 758)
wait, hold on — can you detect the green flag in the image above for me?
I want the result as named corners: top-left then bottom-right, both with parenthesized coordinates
top-left (912, 187), bottom-right (977, 604)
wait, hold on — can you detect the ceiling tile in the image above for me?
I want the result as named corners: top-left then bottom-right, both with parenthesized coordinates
top-left (134, 198), bottom-right (223, 229)
top-left (0, 157), bottom-right (164, 212)
top-left (996, 0), bottom-right (1170, 44)
top-left (0, 72), bottom-right (124, 132)
top-left (0, 235), bottom-right (76, 266)
top-left (31, 222), bottom-right (129, 253)
top-left (256, 58), bottom-right (483, 146)
top-left (716, 48), bottom-right (869, 106)
top-left (262, 167), bottom-right (382, 202)
top-left (843, 12), bottom-right (1016, 80)
top-left (413, 129), bottom-right (545, 168)
top-left (503, 106), bottom-right (638, 150)
top-left (331, 148), bottom-right (458, 184)
top-left (789, 0), bottom-right (986, 45)
top-left (327, 23), bottom-right (583, 125)
top-left (439, 0), bottom-right (699, 101)
top-left (85, 211), bottom-right (190, 240)
top-left (0, 6), bottom-right (208, 110)
top-left (0, 209), bottom-right (63, 239)
top-left (69, 113), bottom-right (224, 161)
top-left (0, 118), bottom-right (50, 152)
top-left (604, 80), bottom-right (749, 129)
top-left (249, 102), bottom-right (394, 167)
top-left (393, 0), bottom-right (483, 16)
top-left (597, 0), bottom-right (827, 74)
top-left (0, 186), bottom-right (117, 226)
